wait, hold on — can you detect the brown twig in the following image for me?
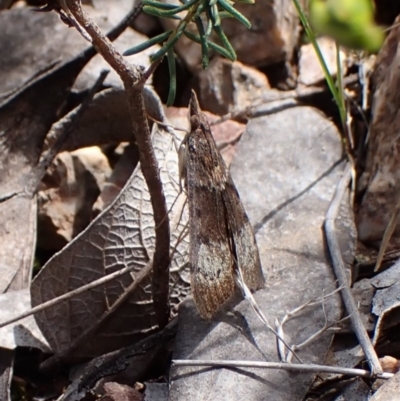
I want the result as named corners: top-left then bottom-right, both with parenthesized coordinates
top-left (324, 163), bottom-right (383, 375)
top-left (64, 0), bottom-right (170, 327)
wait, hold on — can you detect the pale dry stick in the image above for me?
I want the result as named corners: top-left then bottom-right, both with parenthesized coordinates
top-left (234, 267), bottom-right (302, 363)
top-left (169, 222), bottom-right (189, 268)
top-left (275, 317), bottom-right (287, 362)
top-left (146, 115), bottom-right (188, 135)
top-left (337, 61), bottom-right (357, 207)
top-left (346, 94), bottom-right (369, 132)
top-left (216, 132), bottom-right (242, 151)
top-left (0, 60), bottom-right (61, 102)
top-left (147, 114), bottom-right (242, 153)
top-left (284, 299), bottom-right (343, 363)
top-left (0, 260), bottom-right (150, 329)
top-left (374, 190), bottom-right (400, 272)
top-left (359, 59), bottom-right (371, 112)
top-left (289, 317), bottom-right (351, 362)
top-left (280, 286), bottom-right (342, 323)
top-left (324, 163), bottom-right (383, 375)
top-left (275, 287), bottom-right (343, 362)
top-left (172, 360), bottom-right (393, 380)
top-left (277, 304), bottom-right (331, 363)
top-left (58, 0), bottom-right (92, 41)
top-left (210, 75), bottom-right (359, 126)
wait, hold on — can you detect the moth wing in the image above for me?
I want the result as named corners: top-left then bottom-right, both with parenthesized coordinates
top-left (188, 184), bottom-right (236, 320)
top-left (222, 176), bottom-right (265, 291)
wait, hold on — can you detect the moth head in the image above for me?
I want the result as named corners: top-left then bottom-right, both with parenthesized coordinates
top-left (188, 90), bottom-right (210, 134)
top-left (189, 89), bottom-right (201, 117)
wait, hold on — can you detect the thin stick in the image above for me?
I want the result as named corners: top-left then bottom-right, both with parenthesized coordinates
top-left (374, 190), bottom-right (400, 272)
top-left (277, 287), bottom-right (343, 362)
top-left (234, 267), bottom-right (302, 363)
top-left (41, 259), bottom-right (154, 370)
top-left (172, 360), bottom-right (393, 380)
top-left (0, 260), bottom-right (148, 329)
top-left (324, 163), bottom-right (383, 375)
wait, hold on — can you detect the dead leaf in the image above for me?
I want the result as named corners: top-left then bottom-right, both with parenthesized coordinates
top-left (31, 119), bottom-right (189, 361)
top-left (92, 143), bottom-right (139, 216)
top-left (370, 260), bottom-right (400, 345)
top-left (38, 147), bottom-right (112, 250)
top-left (0, 348), bottom-right (13, 401)
top-left (101, 382), bottom-right (143, 401)
top-left (47, 88), bottom-right (132, 153)
top-left (380, 356), bottom-right (400, 374)
top-left (357, 14), bottom-right (400, 244)
top-left (0, 288), bottom-right (50, 351)
top-left (369, 370), bottom-right (400, 401)
top-left (0, 53), bottom-right (88, 294)
top-left (60, 319), bottom-right (177, 401)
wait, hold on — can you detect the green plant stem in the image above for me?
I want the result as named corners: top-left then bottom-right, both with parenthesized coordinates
top-left (292, 0), bottom-right (346, 125)
top-left (335, 43), bottom-right (346, 129)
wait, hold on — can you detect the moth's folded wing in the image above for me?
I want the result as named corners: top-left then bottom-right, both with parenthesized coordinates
top-left (189, 187), bottom-right (236, 319)
top-left (222, 178), bottom-right (265, 290)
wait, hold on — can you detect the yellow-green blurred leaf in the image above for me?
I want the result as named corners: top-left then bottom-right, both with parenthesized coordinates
top-left (309, 0), bottom-right (385, 53)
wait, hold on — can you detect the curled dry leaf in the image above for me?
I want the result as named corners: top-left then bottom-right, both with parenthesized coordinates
top-left (380, 356), bottom-right (400, 374)
top-left (371, 260), bottom-right (400, 346)
top-left (357, 15), bottom-right (400, 243)
top-left (31, 120), bottom-right (189, 360)
top-left (101, 382), bottom-right (144, 401)
top-left (0, 46), bottom-right (90, 294)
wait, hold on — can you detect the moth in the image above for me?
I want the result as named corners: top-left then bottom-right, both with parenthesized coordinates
top-left (179, 90), bottom-right (265, 319)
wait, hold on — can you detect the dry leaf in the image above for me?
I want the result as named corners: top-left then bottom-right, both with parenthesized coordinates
top-left (101, 382), bottom-right (143, 401)
top-left (31, 120), bottom-right (189, 360)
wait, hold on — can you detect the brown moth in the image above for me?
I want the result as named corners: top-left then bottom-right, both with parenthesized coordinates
top-left (179, 90), bottom-right (265, 319)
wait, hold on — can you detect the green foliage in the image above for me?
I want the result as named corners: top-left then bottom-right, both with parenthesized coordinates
top-left (309, 0), bottom-right (384, 53)
top-left (293, 0), bottom-right (346, 125)
top-left (123, 0), bottom-right (253, 105)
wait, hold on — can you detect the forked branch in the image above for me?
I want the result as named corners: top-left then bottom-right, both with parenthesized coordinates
top-left (63, 0), bottom-right (171, 327)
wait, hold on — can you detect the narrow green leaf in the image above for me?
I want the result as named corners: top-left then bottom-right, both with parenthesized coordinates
top-left (292, 0), bottom-right (345, 125)
top-left (217, 0), bottom-right (251, 28)
top-left (184, 31), bottom-right (236, 61)
top-left (123, 30), bottom-right (173, 56)
top-left (146, 0), bottom-right (198, 16)
top-left (205, 19), bottom-right (213, 36)
top-left (208, 40), bottom-right (236, 60)
top-left (219, 11), bottom-right (235, 19)
top-left (195, 17), bottom-right (209, 68)
top-left (236, 0), bottom-right (255, 4)
top-left (166, 48), bottom-right (176, 106)
top-left (150, 22), bottom-right (187, 61)
top-left (210, 3), bottom-right (221, 26)
top-left (193, 0), bottom-right (207, 19)
top-left (213, 25), bottom-right (237, 60)
top-left (142, 0), bottom-right (180, 10)
top-left (143, 6), bottom-right (181, 20)
top-left (143, 6), bottom-right (181, 19)
top-left (204, 4), bottom-right (214, 35)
